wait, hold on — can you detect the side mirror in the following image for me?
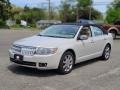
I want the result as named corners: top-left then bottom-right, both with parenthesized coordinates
top-left (79, 35), bottom-right (88, 40)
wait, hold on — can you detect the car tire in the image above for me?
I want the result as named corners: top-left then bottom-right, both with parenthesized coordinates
top-left (101, 45), bottom-right (111, 60)
top-left (58, 51), bottom-right (74, 74)
top-left (110, 30), bottom-right (116, 39)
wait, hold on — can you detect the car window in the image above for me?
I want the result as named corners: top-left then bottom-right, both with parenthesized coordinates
top-left (39, 25), bottom-right (80, 38)
top-left (91, 26), bottom-right (103, 37)
top-left (79, 26), bottom-right (92, 37)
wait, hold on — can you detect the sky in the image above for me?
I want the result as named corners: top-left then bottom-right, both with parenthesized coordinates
top-left (10, 0), bottom-right (113, 13)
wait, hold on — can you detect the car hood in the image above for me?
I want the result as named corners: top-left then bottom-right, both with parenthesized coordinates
top-left (14, 36), bottom-right (73, 47)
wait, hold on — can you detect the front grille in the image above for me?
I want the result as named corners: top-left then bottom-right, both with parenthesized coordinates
top-left (21, 47), bottom-right (36, 56)
top-left (12, 45), bottom-right (36, 56)
top-left (10, 58), bottom-right (36, 66)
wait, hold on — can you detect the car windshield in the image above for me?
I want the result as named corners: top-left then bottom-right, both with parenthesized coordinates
top-left (38, 25), bottom-right (80, 38)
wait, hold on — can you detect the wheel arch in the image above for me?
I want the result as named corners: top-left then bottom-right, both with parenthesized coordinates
top-left (63, 49), bottom-right (76, 63)
top-left (108, 27), bottom-right (119, 34)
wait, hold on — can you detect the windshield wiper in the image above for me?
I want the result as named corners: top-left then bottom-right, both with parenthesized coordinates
top-left (45, 35), bottom-right (71, 38)
top-left (37, 34), bottom-right (71, 38)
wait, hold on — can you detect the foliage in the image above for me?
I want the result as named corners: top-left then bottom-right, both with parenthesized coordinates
top-left (112, 0), bottom-right (120, 9)
top-left (11, 6), bottom-right (46, 26)
top-left (59, 0), bottom-right (76, 22)
top-left (0, 19), bottom-right (5, 26)
top-left (59, 0), bottom-right (102, 22)
top-left (0, 0), bottom-right (11, 21)
top-left (2, 0), bottom-right (103, 27)
top-left (76, 0), bottom-right (92, 7)
top-left (106, 0), bottom-right (120, 23)
top-left (0, 19), bottom-right (9, 28)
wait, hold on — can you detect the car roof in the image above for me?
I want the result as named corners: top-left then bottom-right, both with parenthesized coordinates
top-left (55, 23), bottom-right (100, 27)
top-left (54, 23), bottom-right (108, 34)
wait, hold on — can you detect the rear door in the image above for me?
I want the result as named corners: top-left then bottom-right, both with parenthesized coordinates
top-left (90, 25), bottom-right (107, 56)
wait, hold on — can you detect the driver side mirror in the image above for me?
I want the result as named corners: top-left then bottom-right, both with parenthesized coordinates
top-left (78, 35), bottom-right (88, 40)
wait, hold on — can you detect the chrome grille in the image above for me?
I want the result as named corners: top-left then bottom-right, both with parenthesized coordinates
top-left (12, 45), bottom-right (36, 56)
top-left (21, 47), bottom-right (36, 56)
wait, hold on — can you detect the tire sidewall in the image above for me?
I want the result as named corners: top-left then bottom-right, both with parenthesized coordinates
top-left (58, 51), bottom-right (75, 74)
top-left (102, 45), bottom-right (111, 60)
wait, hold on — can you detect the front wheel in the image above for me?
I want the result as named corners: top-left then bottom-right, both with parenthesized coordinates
top-left (58, 51), bottom-right (74, 74)
top-left (101, 45), bottom-right (111, 60)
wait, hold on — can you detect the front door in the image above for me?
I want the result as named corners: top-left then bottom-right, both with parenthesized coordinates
top-left (75, 26), bottom-right (95, 63)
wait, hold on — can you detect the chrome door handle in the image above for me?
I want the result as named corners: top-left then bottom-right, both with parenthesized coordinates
top-left (104, 38), bottom-right (107, 40)
top-left (90, 40), bottom-right (94, 43)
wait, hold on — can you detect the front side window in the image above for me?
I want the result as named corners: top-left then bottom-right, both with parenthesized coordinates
top-left (38, 25), bottom-right (80, 38)
top-left (79, 26), bottom-right (92, 37)
top-left (91, 26), bottom-right (103, 37)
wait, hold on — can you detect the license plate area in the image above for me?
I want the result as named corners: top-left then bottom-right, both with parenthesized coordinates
top-left (14, 54), bottom-right (23, 61)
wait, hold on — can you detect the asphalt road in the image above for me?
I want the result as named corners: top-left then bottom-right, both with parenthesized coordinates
top-left (0, 29), bottom-right (120, 90)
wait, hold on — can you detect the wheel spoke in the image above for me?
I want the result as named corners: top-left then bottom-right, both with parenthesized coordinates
top-left (62, 54), bottom-right (73, 72)
top-left (105, 46), bottom-right (110, 59)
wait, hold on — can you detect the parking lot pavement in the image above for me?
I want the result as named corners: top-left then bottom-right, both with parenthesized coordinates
top-left (0, 29), bottom-right (120, 90)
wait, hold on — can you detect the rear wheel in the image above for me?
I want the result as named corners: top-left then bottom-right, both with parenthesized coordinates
top-left (101, 45), bottom-right (111, 60)
top-left (58, 51), bottom-right (74, 74)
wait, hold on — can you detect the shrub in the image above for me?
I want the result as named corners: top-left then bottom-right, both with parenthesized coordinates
top-left (0, 19), bottom-right (9, 28)
top-left (0, 19), bottom-right (6, 26)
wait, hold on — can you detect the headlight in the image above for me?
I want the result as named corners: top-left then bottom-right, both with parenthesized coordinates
top-left (36, 47), bottom-right (58, 55)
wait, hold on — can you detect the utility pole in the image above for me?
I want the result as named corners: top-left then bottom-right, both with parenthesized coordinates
top-left (76, 6), bottom-right (79, 22)
top-left (47, 0), bottom-right (51, 20)
top-left (89, 5), bottom-right (92, 20)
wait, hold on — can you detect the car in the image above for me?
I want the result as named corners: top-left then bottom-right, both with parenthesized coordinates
top-left (9, 23), bottom-right (113, 74)
top-left (114, 19), bottom-right (120, 25)
top-left (102, 23), bottom-right (120, 39)
top-left (77, 19), bottom-right (120, 39)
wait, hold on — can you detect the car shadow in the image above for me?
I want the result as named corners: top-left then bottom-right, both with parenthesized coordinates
top-left (73, 58), bottom-right (101, 70)
top-left (114, 36), bottom-right (120, 40)
top-left (114, 38), bottom-right (120, 40)
top-left (8, 65), bottom-right (58, 77)
top-left (8, 58), bottom-right (101, 77)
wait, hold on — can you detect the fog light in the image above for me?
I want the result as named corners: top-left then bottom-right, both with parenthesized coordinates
top-left (39, 63), bottom-right (47, 67)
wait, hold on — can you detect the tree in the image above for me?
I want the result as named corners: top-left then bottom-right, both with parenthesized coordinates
top-left (106, 0), bottom-right (120, 23)
top-left (76, 0), bottom-right (101, 20)
top-left (59, 0), bottom-right (73, 22)
top-left (10, 5), bottom-right (23, 20)
top-left (112, 0), bottom-right (120, 9)
top-left (59, 0), bottom-right (102, 22)
top-left (17, 7), bottom-right (46, 26)
top-left (0, 0), bottom-right (11, 21)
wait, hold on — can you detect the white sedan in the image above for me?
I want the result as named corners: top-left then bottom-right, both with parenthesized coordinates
top-left (9, 24), bottom-right (113, 74)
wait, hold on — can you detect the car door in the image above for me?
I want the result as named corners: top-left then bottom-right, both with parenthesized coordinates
top-left (75, 26), bottom-right (96, 63)
top-left (90, 25), bottom-right (106, 56)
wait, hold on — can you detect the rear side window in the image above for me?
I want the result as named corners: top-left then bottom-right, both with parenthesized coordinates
top-left (91, 26), bottom-right (103, 37)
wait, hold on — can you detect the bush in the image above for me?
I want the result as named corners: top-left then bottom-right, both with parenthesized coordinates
top-left (28, 23), bottom-right (36, 28)
top-left (0, 20), bottom-right (5, 26)
top-left (10, 24), bottom-right (21, 28)
top-left (0, 19), bottom-right (9, 28)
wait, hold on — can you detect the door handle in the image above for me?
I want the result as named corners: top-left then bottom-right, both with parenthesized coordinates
top-left (90, 40), bottom-right (94, 43)
top-left (104, 38), bottom-right (107, 40)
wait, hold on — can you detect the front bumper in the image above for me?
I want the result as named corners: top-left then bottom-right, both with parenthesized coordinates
top-left (9, 50), bottom-right (61, 70)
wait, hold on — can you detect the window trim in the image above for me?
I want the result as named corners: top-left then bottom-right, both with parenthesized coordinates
top-left (77, 25), bottom-right (92, 40)
top-left (90, 25), bottom-right (104, 37)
